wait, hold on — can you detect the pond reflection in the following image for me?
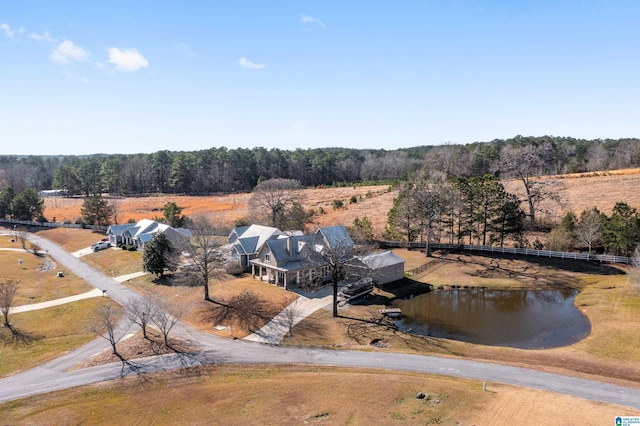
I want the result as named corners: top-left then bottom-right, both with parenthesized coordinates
top-left (393, 288), bottom-right (591, 349)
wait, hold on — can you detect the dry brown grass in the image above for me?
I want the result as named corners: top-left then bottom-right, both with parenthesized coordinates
top-left (2, 364), bottom-right (636, 425)
top-left (42, 169), bottom-right (640, 239)
top-left (504, 167), bottom-right (640, 220)
top-left (43, 186), bottom-right (395, 236)
top-left (74, 330), bottom-right (195, 370)
top-left (124, 274), bottom-right (297, 339)
top-left (36, 228), bottom-right (107, 252)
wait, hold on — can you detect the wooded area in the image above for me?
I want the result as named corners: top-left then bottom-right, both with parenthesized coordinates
top-left (1, 136), bottom-right (640, 196)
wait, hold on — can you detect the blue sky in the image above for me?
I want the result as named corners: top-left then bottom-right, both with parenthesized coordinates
top-left (1, 1), bottom-right (638, 155)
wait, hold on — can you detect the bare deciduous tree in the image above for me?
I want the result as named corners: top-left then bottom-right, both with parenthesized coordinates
top-left (0, 279), bottom-right (19, 327)
top-left (16, 230), bottom-right (28, 251)
top-left (183, 215), bottom-right (227, 302)
top-left (110, 198), bottom-right (121, 225)
top-left (125, 297), bottom-right (157, 340)
top-left (302, 226), bottom-right (370, 318)
top-left (500, 143), bottom-right (559, 225)
top-left (576, 207), bottom-right (602, 255)
top-left (249, 178), bottom-right (303, 229)
top-left (89, 305), bottom-right (130, 355)
top-left (149, 295), bottom-right (185, 346)
top-left (282, 298), bottom-right (303, 337)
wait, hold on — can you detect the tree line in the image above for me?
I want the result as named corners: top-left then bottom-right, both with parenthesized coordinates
top-left (1, 136), bottom-right (640, 196)
top-left (548, 202), bottom-right (640, 257)
top-left (384, 175), bottom-right (525, 249)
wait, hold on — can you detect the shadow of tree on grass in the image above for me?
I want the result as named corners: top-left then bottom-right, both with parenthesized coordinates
top-left (0, 324), bottom-right (40, 347)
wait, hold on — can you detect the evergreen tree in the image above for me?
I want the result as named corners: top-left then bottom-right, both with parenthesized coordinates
top-left (142, 233), bottom-right (177, 277)
top-left (162, 201), bottom-right (186, 228)
top-left (10, 188), bottom-right (44, 221)
top-left (602, 202), bottom-right (640, 256)
top-left (81, 195), bottom-right (112, 225)
top-left (0, 187), bottom-right (16, 218)
top-left (383, 185), bottom-right (418, 242)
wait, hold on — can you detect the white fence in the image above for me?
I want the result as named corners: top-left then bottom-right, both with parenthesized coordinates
top-left (379, 241), bottom-right (637, 265)
top-left (0, 218), bottom-right (108, 232)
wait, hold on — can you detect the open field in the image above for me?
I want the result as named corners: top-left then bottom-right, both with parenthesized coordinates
top-left (42, 185), bottom-right (395, 236)
top-left (42, 168), bottom-right (640, 238)
top-left (0, 298), bottom-right (117, 379)
top-left (1, 364), bottom-right (637, 425)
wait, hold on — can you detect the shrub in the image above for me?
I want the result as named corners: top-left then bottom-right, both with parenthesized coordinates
top-left (318, 206), bottom-right (325, 215)
top-left (350, 195), bottom-right (357, 204)
top-left (225, 261), bottom-right (245, 275)
top-left (332, 199), bottom-right (344, 210)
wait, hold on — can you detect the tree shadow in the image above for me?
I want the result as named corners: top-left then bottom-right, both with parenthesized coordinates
top-left (280, 314), bottom-right (331, 343)
top-left (336, 312), bottom-right (463, 356)
top-left (0, 324), bottom-right (40, 347)
top-left (449, 250), bottom-right (625, 276)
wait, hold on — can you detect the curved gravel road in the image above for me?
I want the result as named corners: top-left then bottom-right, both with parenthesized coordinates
top-left (1, 231), bottom-right (639, 410)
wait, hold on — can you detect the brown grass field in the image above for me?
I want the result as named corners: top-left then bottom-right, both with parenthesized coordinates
top-left (42, 168), bottom-right (640, 238)
top-left (124, 274), bottom-right (298, 339)
top-left (2, 365), bottom-right (638, 425)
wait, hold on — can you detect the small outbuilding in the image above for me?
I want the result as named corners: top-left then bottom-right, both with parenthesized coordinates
top-left (355, 250), bottom-right (405, 285)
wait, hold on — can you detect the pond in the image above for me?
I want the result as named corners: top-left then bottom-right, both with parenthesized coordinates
top-left (393, 288), bottom-right (591, 349)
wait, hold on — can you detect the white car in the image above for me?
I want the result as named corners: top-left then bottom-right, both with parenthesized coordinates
top-left (91, 241), bottom-right (111, 252)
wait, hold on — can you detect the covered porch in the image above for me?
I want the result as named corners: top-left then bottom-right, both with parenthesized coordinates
top-left (250, 262), bottom-right (316, 290)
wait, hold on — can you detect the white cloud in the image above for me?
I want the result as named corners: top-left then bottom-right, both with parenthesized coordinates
top-left (301, 14), bottom-right (325, 28)
top-left (107, 47), bottom-right (149, 72)
top-left (0, 23), bottom-right (16, 39)
top-left (29, 30), bottom-right (57, 43)
top-left (238, 57), bottom-right (265, 70)
top-left (51, 40), bottom-right (88, 64)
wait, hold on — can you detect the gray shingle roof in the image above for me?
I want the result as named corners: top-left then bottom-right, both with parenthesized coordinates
top-left (317, 225), bottom-right (353, 249)
top-left (357, 250), bottom-right (404, 269)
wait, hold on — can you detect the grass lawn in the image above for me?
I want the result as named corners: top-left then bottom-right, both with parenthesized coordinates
top-left (1, 364), bottom-right (637, 425)
top-left (125, 274), bottom-right (298, 339)
top-left (0, 250), bottom-right (93, 305)
top-left (36, 228), bottom-right (107, 253)
top-left (81, 247), bottom-right (143, 277)
top-left (0, 298), bottom-right (117, 378)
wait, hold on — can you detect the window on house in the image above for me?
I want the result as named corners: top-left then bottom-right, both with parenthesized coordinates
top-left (265, 253), bottom-right (271, 262)
top-left (321, 266), bottom-right (330, 277)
